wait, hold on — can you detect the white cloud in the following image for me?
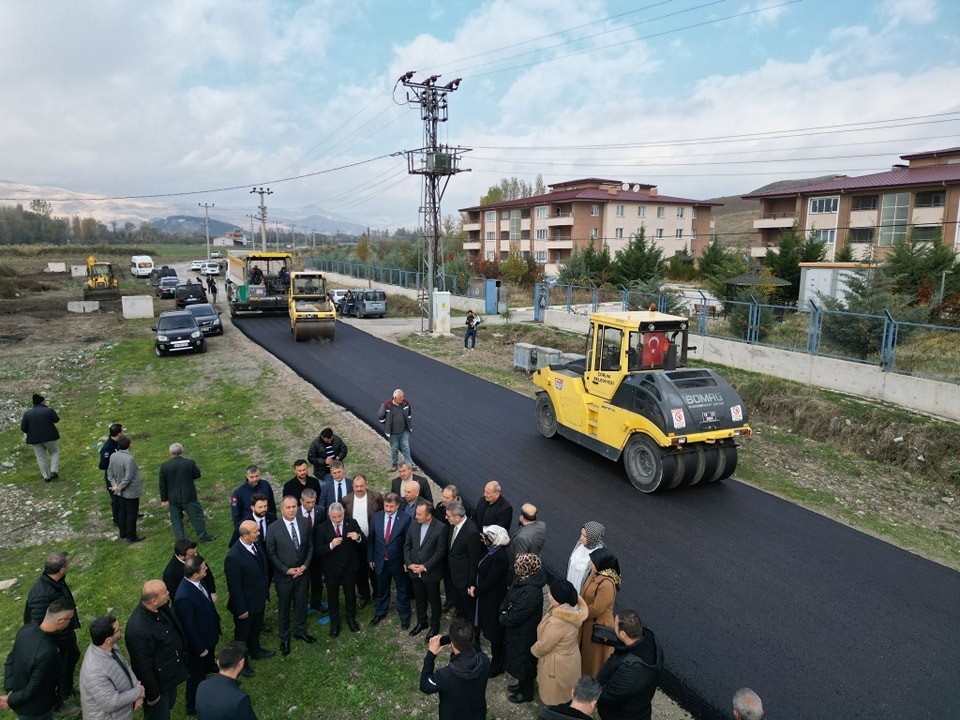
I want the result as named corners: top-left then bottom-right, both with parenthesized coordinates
top-left (878, 0), bottom-right (938, 27)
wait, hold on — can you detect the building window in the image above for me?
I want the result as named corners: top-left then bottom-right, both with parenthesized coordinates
top-left (655, 229), bottom-right (663, 239)
top-left (879, 193), bottom-right (909, 246)
top-left (485, 231), bottom-right (496, 242)
top-left (675, 229), bottom-right (683, 239)
top-left (535, 229), bottom-right (547, 240)
top-left (615, 228), bottom-right (624, 239)
top-left (637, 206), bottom-right (646, 218)
top-left (676, 207), bottom-right (684, 218)
top-left (535, 206), bottom-right (548, 218)
top-left (501, 210), bottom-right (510, 219)
top-left (913, 226), bottom-right (941, 242)
top-left (485, 210), bottom-right (496, 222)
top-left (849, 228), bottom-right (874, 243)
top-left (809, 197), bottom-right (839, 214)
top-left (691, 230), bottom-right (697, 242)
top-left (815, 229), bottom-right (836, 244)
top-left (851, 195), bottom-right (878, 211)
top-left (656, 206), bottom-right (665, 219)
top-left (615, 205), bottom-right (624, 217)
top-left (590, 204), bottom-right (600, 217)
top-left (589, 228), bottom-right (598, 240)
top-left (535, 250), bottom-right (546, 262)
top-left (486, 251), bottom-right (495, 260)
top-left (915, 191), bottom-right (946, 208)
top-left (692, 208), bottom-right (698, 219)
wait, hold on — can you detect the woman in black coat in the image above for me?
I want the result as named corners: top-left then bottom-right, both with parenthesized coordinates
top-left (473, 525), bottom-right (510, 676)
top-left (499, 553), bottom-right (546, 704)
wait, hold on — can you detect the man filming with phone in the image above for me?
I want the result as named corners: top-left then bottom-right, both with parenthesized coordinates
top-left (420, 618), bottom-right (490, 720)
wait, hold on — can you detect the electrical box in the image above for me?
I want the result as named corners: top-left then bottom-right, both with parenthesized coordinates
top-left (514, 343), bottom-right (536, 372)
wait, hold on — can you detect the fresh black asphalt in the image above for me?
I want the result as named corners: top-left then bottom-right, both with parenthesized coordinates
top-left (235, 316), bottom-right (960, 720)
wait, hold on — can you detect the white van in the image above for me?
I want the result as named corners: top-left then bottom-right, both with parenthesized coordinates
top-left (130, 255), bottom-right (154, 278)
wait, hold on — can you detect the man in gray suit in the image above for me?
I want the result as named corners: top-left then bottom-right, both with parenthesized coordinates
top-left (78, 615), bottom-right (144, 720)
top-left (510, 503), bottom-right (546, 559)
top-left (265, 496), bottom-right (314, 656)
top-left (108, 436), bottom-right (145, 543)
top-left (403, 500), bottom-right (448, 637)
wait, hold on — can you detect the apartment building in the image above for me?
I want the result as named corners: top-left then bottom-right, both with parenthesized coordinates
top-left (743, 147), bottom-right (960, 261)
top-left (459, 178), bottom-right (717, 273)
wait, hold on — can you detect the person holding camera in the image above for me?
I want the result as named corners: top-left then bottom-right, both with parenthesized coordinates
top-left (420, 618), bottom-right (490, 720)
top-left (464, 311), bottom-right (480, 350)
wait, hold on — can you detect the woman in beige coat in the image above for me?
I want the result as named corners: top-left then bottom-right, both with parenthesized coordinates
top-left (531, 578), bottom-right (588, 705)
top-left (579, 547), bottom-right (621, 677)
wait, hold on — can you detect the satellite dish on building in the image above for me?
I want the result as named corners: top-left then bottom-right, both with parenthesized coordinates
top-left (632, 184), bottom-right (641, 192)
top-left (621, 183), bottom-right (630, 191)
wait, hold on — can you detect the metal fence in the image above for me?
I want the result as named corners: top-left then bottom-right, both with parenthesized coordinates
top-left (307, 258), bottom-right (467, 296)
top-left (539, 283), bottom-right (960, 385)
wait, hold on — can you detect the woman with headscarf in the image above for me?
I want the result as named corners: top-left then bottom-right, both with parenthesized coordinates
top-left (499, 553), bottom-right (546, 703)
top-left (566, 520), bottom-right (605, 591)
top-left (531, 577), bottom-right (588, 705)
top-left (472, 525), bottom-right (510, 678)
top-left (580, 547), bottom-right (621, 677)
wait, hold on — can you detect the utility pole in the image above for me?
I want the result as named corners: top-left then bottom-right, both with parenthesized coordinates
top-left (398, 71), bottom-right (470, 333)
top-left (246, 214), bottom-right (256, 247)
top-left (198, 202), bottom-right (214, 260)
top-left (250, 187), bottom-right (272, 252)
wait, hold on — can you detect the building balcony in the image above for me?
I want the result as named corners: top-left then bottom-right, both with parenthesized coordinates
top-left (463, 222), bottom-right (480, 232)
top-left (753, 212), bottom-right (798, 229)
top-left (462, 240), bottom-right (481, 250)
top-left (548, 236), bottom-right (573, 249)
top-left (545, 213), bottom-right (575, 226)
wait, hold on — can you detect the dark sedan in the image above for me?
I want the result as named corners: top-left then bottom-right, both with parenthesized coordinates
top-left (157, 276), bottom-right (179, 298)
top-left (185, 303), bottom-right (223, 336)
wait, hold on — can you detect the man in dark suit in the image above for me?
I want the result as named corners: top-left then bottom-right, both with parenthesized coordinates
top-left (367, 492), bottom-right (412, 628)
top-left (315, 501), bottom-right (364, 637)
top-left (224, 520), bottom-right (273, 678)
top-left (404, 500), bottom-right (448, 637)
top-left (173, 555), bottom-right (221, 716)
top-left (163, 538), bottom-right (217, 602)
top-left (299, 488), bottom-right (326, 616)
top-left (195, 641), bottom-right (258, 720)
top-left (398, 478), bottom-right (422, 520)
top-left (319, 460), bottom-right (351, 510)
top-left (265, 496), bottom-right (314, 655)
top-left (159, 442), bottom-right (216, 542)
top-left (445, 502), bottom-right (483, 623)
top-left (390, 461), bottom-right (431, 501)
top-left (510, 503), bottom-right (546, 559)
top-left (343, 474), bottom-right (383, 608)
top-left (474, 481), bottom-right (513, 531)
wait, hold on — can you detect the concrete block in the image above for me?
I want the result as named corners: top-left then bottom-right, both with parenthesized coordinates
top-left (44, 262), bottom-right (68, 273)
top-left (122, 295), bottom-right (154, 319)
top-left (71, 265), bottom-right (86, 277)
top-left (68, 301), bottom-right (100, 313)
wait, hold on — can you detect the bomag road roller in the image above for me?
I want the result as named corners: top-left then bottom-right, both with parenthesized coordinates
top-left (532, 309), bottom-right (751, 492)
top-left (288, 270), bottom-right (336, 341)
top-left (83, 256), bottom-right (120, 300)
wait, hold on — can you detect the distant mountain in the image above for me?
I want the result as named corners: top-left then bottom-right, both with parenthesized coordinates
top-left (708, 176), bottom-right (842, 244)
top-left (149, 215), bottom-right (243, 237)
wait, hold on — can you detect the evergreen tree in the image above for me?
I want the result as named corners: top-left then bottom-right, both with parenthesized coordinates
top-left (558, 240), bottom-right (613, 286)
top-left (612, 228), bottom-right (664, 285)
top-left (834, 239), bottom-right (854, 262)
top-left (697, 237), bottom-right (748, 300)
top-left (765, 224), bottom-right (803, 300)
top-left (881, 232), bottom-right (954, 306)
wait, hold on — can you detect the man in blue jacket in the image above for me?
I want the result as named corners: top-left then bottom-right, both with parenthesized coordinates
top-left (367, 493), bottom-right (411, 628)
top-left (195, 642), bottom-right (258, 720)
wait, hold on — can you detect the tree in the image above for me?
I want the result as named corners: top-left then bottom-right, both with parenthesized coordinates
top-left (834, 239), bottom-right (854, 262)
top-left (500, 251), bottom-right (530, 286)
top-left (479, 175), bottom-right (545, 205)
top-left (819, 270), bottom-right (929, 360)
top-left (558, 241), bottom-right (613, 286)
top-left (611, 228), bottom-right (664, 286)
top-left (697, 237), bottom-right (748, 300)
top-left (765, 224), bottom-right (826, 301)
top-left (881, 232), bottom-right (954, 307)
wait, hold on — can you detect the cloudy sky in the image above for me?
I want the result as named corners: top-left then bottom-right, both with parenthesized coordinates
top-left (1, 0), bottom-right (958, 230)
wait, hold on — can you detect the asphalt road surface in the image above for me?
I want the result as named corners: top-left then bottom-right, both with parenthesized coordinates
top-left (235, 315), bottom-right (960, 720)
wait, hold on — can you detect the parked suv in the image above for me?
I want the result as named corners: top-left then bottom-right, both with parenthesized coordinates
top-left (153, 310), bottom-right (206, 356)
top-left (174, 282), bottom-right (207, 309)
top-left (185, 303), bottom-right (223, 336)
top-left (150, 266), bottom-right (178, 287)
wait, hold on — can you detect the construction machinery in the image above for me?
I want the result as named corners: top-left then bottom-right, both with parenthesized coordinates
top-left (288, 270), bottom-right (336, 341)
top-left (532, 310), bottom-right (751, 492)
top-left (83, 256), bottom-right (120, 300)
top-left (226, 251), bottom-right (291, 317)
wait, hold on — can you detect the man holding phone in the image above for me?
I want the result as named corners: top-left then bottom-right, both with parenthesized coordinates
top-left (420, 618), bottom-right (490, 720)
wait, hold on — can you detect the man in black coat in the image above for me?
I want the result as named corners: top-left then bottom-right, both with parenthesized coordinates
top-left (307, 428), bottom-right (348, 481)
top-left (195, 642), bottom-right (258, 720)
top-left (125, 580), bottom-right (189, 720)
top-left (159, 442), bottom-right (216, 542)
top-left (173, 556), bottom-right (221, 716)
top-left (404, 500), bottom-right (448, 637)
top-left (265, 496), bottom-right (314, 656)
top-left (1, 599), bottom-right (77, 718)
top-left (474, 481), bottom-right (513, 531)
top-left (315, 501), bottom-right (365, 637)
top-left (23, 551), bottom-right (81, 712)
top-left (595, 609), bottom-right (663, 720)
top-left (223, 521), bottom-right (273, 678)
top-left (420, 618), bottom-right (490, 720)
top-left (281, 459), bottom-right (323, 505)
top-left (539, 676), bottom-right (601, 720)
top-left (444, 503), bottom-right (482, 623)
top-left (162, 538), bottom-right (218, 602)
top-left (99, 422), bottom-right (123, 527)
top-left (20, 393), bottom-right (60, 482)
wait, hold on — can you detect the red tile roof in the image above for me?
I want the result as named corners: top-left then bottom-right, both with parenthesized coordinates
top-left (460, 186), bottom-right (720, 212)
top-left (742, 164), bottom-right (960, 199)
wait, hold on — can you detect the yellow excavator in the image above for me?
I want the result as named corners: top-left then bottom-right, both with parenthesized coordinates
top-left (83, 256), bottom-right (120, 300)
